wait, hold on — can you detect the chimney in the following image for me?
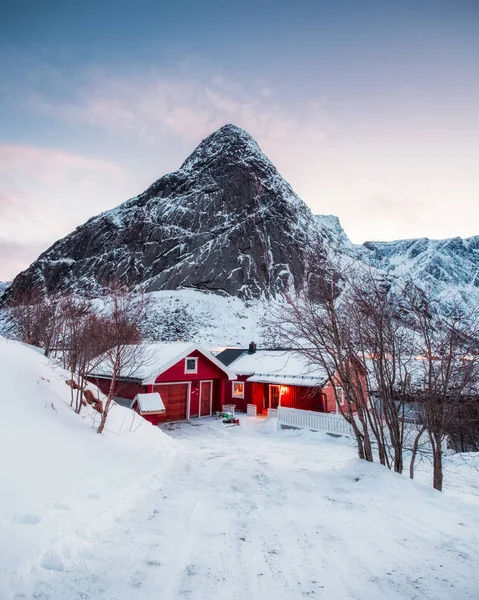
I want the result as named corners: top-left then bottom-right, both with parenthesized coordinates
top-left (248, 341), bottom-right (257, 354)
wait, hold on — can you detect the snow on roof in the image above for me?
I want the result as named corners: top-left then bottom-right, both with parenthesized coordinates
top-left (134, 392), bottom-right (165, 413)
top-left (247, 374), bottom-right (325, 387)
top-left (230, 350), bottom-right (328, 387)
top-left (89, 342), bottom-right (236, 383)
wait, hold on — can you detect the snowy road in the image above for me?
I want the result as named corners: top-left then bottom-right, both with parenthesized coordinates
top-left (34, 418), bottom-right (479, 600)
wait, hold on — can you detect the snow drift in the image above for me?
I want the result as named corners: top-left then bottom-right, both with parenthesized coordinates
top-left (0, 336), bottom-right (175, 599)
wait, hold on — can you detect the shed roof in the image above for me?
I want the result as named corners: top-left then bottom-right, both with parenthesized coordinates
top-left (229, 350), bottom-right (328, 387)
top-left (133, 392), bottom-right (165, 413)
top-left (89, 342), bottom-right (237, 384)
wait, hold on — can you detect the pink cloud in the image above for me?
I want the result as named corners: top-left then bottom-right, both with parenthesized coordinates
top-left (0, 145), bottom-right (130, 280)
top-left (0, 144), bottom-right (124, 187)
top-left (34, 72), bottom-right (330, 152)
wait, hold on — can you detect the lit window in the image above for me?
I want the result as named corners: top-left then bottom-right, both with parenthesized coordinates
top-left (185, 357), bottom-right (198, 373)
top-left (232, 382), bottom-right (244, 398)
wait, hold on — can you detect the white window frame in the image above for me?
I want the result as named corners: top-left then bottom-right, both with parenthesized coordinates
top-left (335, 386), bottom-right (344, 405)
top-left (232, 381), bottom-right (245, 399)
top-left (185, 357), bottom-right (198, 374)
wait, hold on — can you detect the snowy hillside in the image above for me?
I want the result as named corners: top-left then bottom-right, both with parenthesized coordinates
top-left (141, 289), bottom-right (265, 347)
top-left (0, 336), bottom-right (175, 599)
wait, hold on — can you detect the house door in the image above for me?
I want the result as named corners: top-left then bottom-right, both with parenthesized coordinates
top-left (199, 381), bottom-right (212, 417)
top-left (269, 385), bottom-right (280, 409)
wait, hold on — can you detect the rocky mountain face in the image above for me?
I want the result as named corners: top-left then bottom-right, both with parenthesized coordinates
top-left (3, 125), bottom-right (352, 302)
top-left (1, 123), bottom-right (478, 311)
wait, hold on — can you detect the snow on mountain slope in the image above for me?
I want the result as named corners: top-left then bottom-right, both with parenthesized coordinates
top-left (365, 236), bottom-right (479, 308)
top-left (0, 336), bottom-right (175, 600)
top-left (141, 289), bottom-right (265, 347)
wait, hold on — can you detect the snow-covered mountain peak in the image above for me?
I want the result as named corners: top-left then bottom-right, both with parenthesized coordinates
top-left (2, 122), bottom-right (478, 313)
top-left (180, 123), bottom-right (263, 171)
top-left (3, 126), bottom-right (326, 300)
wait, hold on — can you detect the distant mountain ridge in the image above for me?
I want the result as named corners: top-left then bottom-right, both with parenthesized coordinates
top-left (2, 124), bottom-right (478, 311)
top-left (365, 236), bottom-right (479, 308)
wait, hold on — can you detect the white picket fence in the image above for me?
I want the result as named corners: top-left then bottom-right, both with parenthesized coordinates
top-left (277, 407), bottom-right (355, 437)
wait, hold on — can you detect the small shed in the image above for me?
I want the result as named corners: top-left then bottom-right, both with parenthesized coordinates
top-left (131, 392), bottom-right (166, 425)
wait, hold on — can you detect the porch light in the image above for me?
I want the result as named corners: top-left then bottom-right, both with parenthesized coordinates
top-left (280, 386), bottom-right (288, 394)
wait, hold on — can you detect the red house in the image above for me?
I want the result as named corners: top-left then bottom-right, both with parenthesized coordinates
top-left (88, 342), bottom-right (236, 424)
top-left (217, 346), bottom-right (355, 415)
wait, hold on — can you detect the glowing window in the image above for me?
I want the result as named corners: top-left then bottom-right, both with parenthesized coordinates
top-left (232, 382), bottom-right (244, 398)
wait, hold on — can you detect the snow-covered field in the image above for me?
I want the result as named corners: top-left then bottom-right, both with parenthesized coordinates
top-left (2, 337), bottom-right (479, 600)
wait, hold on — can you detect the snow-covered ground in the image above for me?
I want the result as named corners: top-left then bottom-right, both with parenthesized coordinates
top-left (32, 421), bottom-right (479, 600)
top-left (0, 337), bottom-right (175, 599)
top-left (2, 336), bottom-right (479, 600)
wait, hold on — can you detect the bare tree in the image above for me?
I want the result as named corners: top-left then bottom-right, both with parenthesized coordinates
top-left (61, 295), bottom-right (108, 414)
top-left (10, 290), bottom-right (63, 356)
top-left (408, 290), bottom-right (479, 491)
top-left (268, 248), bottom-right (375, 462)
top-left (95, 286), bottom-right (150, 434)
top-left (267, 245), bottom-right (458, 482)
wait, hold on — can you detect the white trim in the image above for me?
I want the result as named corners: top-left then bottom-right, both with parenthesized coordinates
top-left (185, 356), bottom-right (198, 374)
top-left (153, 381), bottom-right (191, 421)
top-left (142, 344), bottom-right (237, 384)
top-left (232, 380), bottom-right (245, 399)
top-left (199, 380), bottom-right (213, 417)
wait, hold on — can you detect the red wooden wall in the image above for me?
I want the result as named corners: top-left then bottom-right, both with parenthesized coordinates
top-left (154, 351), bottom-right (227, 384)
top-left (279, 386), bottom-right (325, 412)
top-left (223, 379), bottom-right (326, 413)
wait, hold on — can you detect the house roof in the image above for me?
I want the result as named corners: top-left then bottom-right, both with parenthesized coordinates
top-left (89, 342), bottom-right (237, 384)
top-left (229, 350), bottom-right (328, 387)
top-left (215, 348), bottom-right (247, 366)
top-left (133, 392), bottom-right (165, 413)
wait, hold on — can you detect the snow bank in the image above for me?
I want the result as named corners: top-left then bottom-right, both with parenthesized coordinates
top-left (0, 336), bottom-right (175, 600)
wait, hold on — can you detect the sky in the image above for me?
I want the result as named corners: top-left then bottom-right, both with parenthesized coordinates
top-left (1, 0), bottom-right (478, 281)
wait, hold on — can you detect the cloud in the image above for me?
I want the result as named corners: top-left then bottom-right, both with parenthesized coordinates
top-left (0, 144), bottom-right (124, 187)
top-left (34, 70), bottom-right (330, 155)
